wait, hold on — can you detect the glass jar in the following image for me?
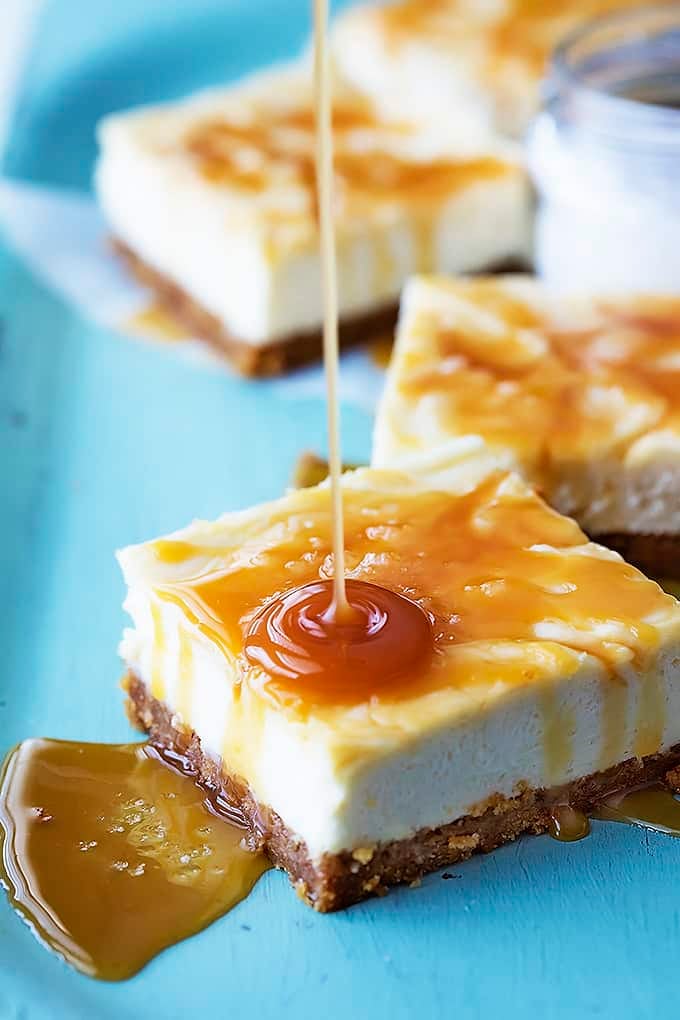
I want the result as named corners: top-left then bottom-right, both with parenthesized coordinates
top-left (527, 6), bottom-right (680, 293)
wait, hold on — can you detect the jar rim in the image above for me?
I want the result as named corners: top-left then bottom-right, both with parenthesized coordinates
top-left (547, 4), bottom-right (680, 142)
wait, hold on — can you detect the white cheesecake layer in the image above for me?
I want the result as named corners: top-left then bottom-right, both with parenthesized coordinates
top-left (118, 447), bottom-right (680, 860)
top-left (331, 3), bottom-right (504, 137)
top-left (96, 64), bottom-right (530, 346)
top-left (121, 608), bottom-right (680, 859)
top-left (374, 276), bottom-right (680, 537)
top-left (331, 1), bottom-right (648, 139)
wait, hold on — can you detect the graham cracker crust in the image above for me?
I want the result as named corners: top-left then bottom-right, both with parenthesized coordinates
top-left (114, 239), bottom-right (398, 377)
top-left (592, 532), bottom-right (680, 578)
top-left (113, 239), bottom-right (528, 377)
top-left (126, 674), bottom-right (680, 912)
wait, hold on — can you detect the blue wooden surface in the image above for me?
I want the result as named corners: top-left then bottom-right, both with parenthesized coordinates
top-left (1, 2), bottom-right (680, 1017)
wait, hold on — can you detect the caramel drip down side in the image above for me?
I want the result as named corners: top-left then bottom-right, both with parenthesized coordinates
top-left (150, 601), bottom-right (166, 701)
top-left (540, 685), bottom-right (574, 787)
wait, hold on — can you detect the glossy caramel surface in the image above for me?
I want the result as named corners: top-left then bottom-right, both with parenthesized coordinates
top-left (244, 578), bottom-right (433, 704)
top-left (548, 785), bottom-right (680, 843)
top-left (0, 739), bottom-right (268, 980)
top-left (595, 784), bottom-right (680, 835)
top-left (386, 278), bottom-right (680, 473)
top-left (548, 804), bottom-right (591, 842)
top-left (148, 466), bottom-right (678, 710)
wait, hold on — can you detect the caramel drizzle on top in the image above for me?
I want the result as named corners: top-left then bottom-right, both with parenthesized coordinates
top-left (402, 284), bottom-right (680, 466)
top-left (183, 101), bottom-right (507, 219)
top-left (372, 0), bottom-right (655, 78)
top-left (150, 471), bottom-right (675, 708)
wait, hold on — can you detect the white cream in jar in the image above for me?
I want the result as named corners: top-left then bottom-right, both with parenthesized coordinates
top-left (528, 6), bottom-right (680, 294)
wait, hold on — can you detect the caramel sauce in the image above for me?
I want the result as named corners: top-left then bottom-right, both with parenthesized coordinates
top-left (152, 473), bottom-right (673, 709)
top-left (184, 98), bottom-right (507, 236)
top-left (414, 217), bottom-right (436, 275)
top-left (401, 283), bottom-right (680, 471)
top-left (377, 0), bottom-right (653, 78)
top-left (150, 600), bottom-right (166, 700)
top-left (313, 0), bottom-right (351, 620)
top-left (540, 689), bottom-right (574, 786)
top-left (634, 670), bottom-right (665, 759)
top-left (244, 578), bottom-right (432, 704)
top-left (548, 804), bottom-right (590, 842)
top-left (192, 131), bottom-right (505, 214)
top-left (599, 678), bottom-right (629, 771)
top-left (549, 784), bottom-right (680, 844)
top-left (124, 302), bottom-right (187, 343)
top-left (4, 4), bottom-right (677, 982)
top-left (372, 233), bottom-right (397, 295)
top-left (594, 784), bottom-right (680, 835)
top-left (0, 740), bottom-right (269, 981)
top-left (222, 0), bottom-right (432, 693)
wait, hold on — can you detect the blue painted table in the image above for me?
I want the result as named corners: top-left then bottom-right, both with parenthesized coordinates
top-left (1, 2), bottom-right (678, 1017)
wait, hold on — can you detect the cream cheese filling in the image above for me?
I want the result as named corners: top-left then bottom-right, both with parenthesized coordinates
top-left (120, 596), bottom-right (680, 860)
top-left (96, 66), bottom-right (530, 346)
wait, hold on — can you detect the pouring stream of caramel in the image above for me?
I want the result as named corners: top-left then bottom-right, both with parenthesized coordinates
top-left (242, 0), bottom-right (434, 690)
top-left (314, 0), bottom-right (351, 621)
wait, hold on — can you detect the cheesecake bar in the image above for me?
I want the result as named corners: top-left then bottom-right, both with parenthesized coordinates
top-left (373, 275), bottom-right (680, 575)
top-left (332, 0), bottom-right (651, 139)
top-left (118, 440), bottom-right (680, 910)
top-left (95, 64), bottom-right (530, 376)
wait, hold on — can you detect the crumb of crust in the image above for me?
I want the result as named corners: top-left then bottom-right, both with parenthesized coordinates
top-left (294, 879), bottom-right (311, 903)
top-left (409, 877), bottom-right (422, 889)
top-left (362, 874), bottom-right (382, 893)
top-left (170, 712), bottom-right (193, 737)
top-left (447, 833), bottom-right (481, 852)
top-left (467, 783), bottom-right (532, 819)
top-left (351, 846), bottom-right (376, 865)
top-left (124, 697), bottom-right (148, 733)
top-left (666, 766), bottom-right (680, 792)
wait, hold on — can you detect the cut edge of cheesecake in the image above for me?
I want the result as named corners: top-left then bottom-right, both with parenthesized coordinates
top-left (96, 60), bottom-right (531, 376)
top-left (112, 239), bottom-right (398, 377)
top-left (126, 674), bottom-right (680, 912)
top-left (372, 274), bottom-right (680, 575)
top-left (114, 240), bottom-right (528, 377)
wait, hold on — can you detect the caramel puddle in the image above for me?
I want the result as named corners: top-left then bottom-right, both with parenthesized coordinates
top-left (593, 783), bottom-right (680, 836)
top-left (548, 804), bottom-right (590, 842)
top-left (0, 739), bottom-right (269, 981)
top-left (549, 785), bottom-right (680, 845)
